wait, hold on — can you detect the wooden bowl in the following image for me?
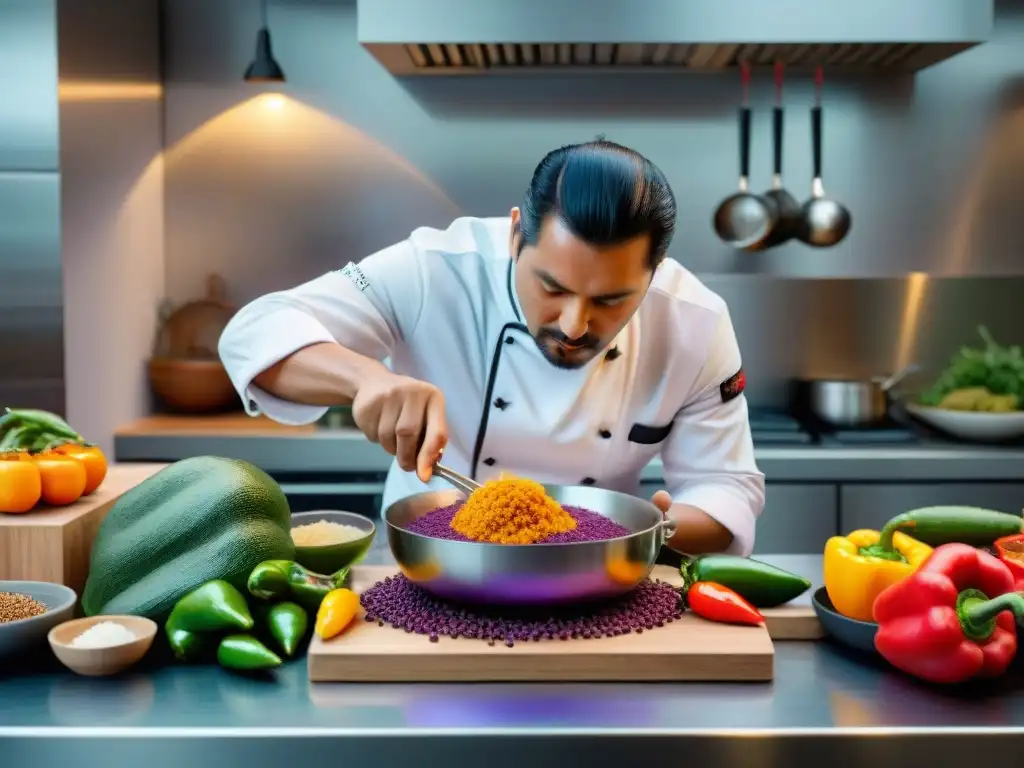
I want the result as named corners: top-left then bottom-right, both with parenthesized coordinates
top-left (147, 357), bottom-right (239, 413)
top-left (48, 615), bottom-right (157, 677)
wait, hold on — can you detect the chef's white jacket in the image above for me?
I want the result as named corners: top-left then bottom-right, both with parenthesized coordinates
top-left (219, 217), bottom-right (766, 555)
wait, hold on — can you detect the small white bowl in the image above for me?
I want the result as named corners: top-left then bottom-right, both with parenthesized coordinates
top-left (48, 615), bottom-right (157, 677)
top-left (905, 401), bottom-right (1024, 442)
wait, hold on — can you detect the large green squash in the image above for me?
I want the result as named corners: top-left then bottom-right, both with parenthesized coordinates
top-left (83, 456), bottom-right (295, 619)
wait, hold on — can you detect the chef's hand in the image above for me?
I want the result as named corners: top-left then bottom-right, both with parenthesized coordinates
top-left (351, 369), bottom-right (448, 483)
top-left (650, 490), bottom-right (673, 518)
top-left (649, 489), bottom-right (735, 554)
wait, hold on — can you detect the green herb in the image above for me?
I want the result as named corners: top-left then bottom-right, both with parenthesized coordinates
top-left (918, 326), bottom-right (1024, 408)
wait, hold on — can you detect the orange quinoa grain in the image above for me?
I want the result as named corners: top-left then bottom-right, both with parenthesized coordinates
top-left (449, 477), bottom-right (576, 544)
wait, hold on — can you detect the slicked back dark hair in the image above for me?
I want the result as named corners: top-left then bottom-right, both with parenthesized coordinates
top-left (517, 139), bottom-right (677, 269)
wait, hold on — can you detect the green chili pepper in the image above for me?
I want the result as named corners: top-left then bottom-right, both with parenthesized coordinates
top-left (247, 559), bottom-right (349, 610)
top-left (0, 407), bottom-right (80, 441)
top-left (164, 614), bottom-right (206, 662)
top-left (868, 506), bottom-right (1024, 555)
top-left (167, 580), bottom-right (254, 633)
top-left (217, 634), bottom-right (282, 671)
top-left (680, 554), bottom-right (811, 608)
top-left (0, 424), bottom-right (41, 452)
top-left (265, 601), bottom-right (309, 657)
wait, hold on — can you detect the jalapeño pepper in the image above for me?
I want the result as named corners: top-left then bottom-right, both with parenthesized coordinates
top-left (164, 615), bottom-right (206, 662)
top-left (247, 559), bottom-right (349, 609)
top-left (167, 580), bottom-right (254, 633)
top-left (266, 601), bottom-right (309, 657)
top-left (680, 554), bottom-right (811, 608)
top-left (217, 634), bottom-right (282, 671)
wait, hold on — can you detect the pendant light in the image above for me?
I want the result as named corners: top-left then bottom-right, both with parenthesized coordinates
top-left (244, 0), bottom-right (285, 82)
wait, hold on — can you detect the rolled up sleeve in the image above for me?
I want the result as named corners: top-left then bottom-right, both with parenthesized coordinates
top-left (660, 309), bottom-right (765, 556)
top-left (217, 241), bottom-right (426, 425)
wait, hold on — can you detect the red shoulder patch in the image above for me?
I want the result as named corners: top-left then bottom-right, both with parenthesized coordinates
top-left (720, 369), bottom-right (746, 403)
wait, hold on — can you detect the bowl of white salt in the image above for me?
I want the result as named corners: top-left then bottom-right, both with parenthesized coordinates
top-left (291, 510), bottom-right (376, 575)
top-left (48, 615), bottom-right (157, 677)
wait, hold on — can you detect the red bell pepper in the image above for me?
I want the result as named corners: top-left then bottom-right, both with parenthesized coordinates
top-left (994, 534), bottom-right (1024, 591)
top-left (687, 581), bottom-right (764, 626)
top-left (873, 543), bottom-right (1024, 684)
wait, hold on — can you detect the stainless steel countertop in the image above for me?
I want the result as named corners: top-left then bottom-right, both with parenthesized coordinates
top-left (114, 427), bottom-right (1024, 482)
top-left (2, 554), bottom-right (1022, 766)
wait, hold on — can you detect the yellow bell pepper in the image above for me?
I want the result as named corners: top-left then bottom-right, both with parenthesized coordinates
top-left (823, 529), bottom-right (933, 622)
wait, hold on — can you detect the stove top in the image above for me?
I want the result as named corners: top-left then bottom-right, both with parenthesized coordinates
top-left (748, 409), bottom-right (924, 447)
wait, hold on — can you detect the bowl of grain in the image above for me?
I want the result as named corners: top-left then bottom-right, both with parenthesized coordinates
top-left (48, 615), bottom-right (157, 677)
top-left (291, 510), bottom-right (377, 575)
top-left (0, 581), bottom-right (78, 659)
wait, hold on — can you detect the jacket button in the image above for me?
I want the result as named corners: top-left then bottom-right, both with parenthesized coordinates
top-left (505, 337), bottom-right (514, 345)
top-left (599, 429), bottom-right (612, 439)
top-left (605, 346), bottom-right (621, 362)
top-left (483, 457), bottom-right (496, 466)
top-left (493, 397), bottom-right (509, 410)
top-left (581, 477), bottom-right (596, 485)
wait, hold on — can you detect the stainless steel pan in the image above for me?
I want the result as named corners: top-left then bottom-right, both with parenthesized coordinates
top-left (797, 365), bottom-right (918, 428)
top-left (385, 486), bottom-right (676, 606)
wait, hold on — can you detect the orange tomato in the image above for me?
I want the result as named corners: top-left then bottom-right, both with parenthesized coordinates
top-left (0, 452), bottom-right (42, 513)
top-left (33, 451), bottom-right (87, 506)
top-left (53, 443), bottom-right (107, 495)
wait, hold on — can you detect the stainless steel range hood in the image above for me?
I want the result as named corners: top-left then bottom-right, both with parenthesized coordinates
top-left (358, 0), bottom-right (992, 76)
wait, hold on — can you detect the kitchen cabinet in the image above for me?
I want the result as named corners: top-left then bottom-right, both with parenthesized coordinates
top-left (840, 484), bottom-right (1024, 532)
top-left (640, 482), bottom-right (838, 555)
top-left (0, 0), bottom-right (59, 171)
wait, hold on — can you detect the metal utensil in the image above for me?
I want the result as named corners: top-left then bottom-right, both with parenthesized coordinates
top-left (799, 67), bottom-right (852, 248)
top-left (713, 62), bottom-right (773, 250)
top-left (755, 62), bottom-right (802, 250)
top-left (432, 463), bottom-right (481, 496)
top-left (386, 486), bottom-right (676, 606)
top-left (799, 364), bottom-right (920, 428)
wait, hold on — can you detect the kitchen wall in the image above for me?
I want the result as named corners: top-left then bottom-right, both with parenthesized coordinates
top-left (58, 0), bottom-right (164, 455)
top-left (158, 0), bottom-right (1024, 407)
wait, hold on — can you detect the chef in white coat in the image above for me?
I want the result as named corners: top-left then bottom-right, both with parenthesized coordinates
top-left (219, 139), bottom-right (765, 556)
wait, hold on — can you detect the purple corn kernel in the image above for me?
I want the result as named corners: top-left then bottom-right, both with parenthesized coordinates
top-left (359, 575), bottom-right (683, 647)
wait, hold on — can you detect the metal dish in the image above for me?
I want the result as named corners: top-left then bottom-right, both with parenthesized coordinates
top-left (385, 486), bottom-right (675, 607)
top-left (811, 587), bottom-right (879, 656)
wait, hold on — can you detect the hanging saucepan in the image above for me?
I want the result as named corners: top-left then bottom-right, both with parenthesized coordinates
top-left (756, 62), bottom-right (802, 249)
top-left (713, 61), bottom-right (773, 250)
top-left (798, 66), bottom-right (852, 248)
top-left (796, 364), bottom-right (920, 428)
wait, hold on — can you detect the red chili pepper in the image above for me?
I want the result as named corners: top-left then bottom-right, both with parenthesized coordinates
top-left (687, 581), bottom-right (764, 626)
top-left (994, 534), bottom-right (1024, 591)
top-left (873, 543), bottom-right (1024, 684)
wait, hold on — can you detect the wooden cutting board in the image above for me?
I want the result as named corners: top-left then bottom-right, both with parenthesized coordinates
top-left (651, 564), bottom-right (822, 641)
top-left (0, 463), bottom-right (166, 596)
top-left (308, 565), bottom-right (774, 683)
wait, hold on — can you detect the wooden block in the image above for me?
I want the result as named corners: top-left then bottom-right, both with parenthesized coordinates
top-left (0, 463), bottom-right (166, 596)
top-left (308, 565), bottom-right (774, 683)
